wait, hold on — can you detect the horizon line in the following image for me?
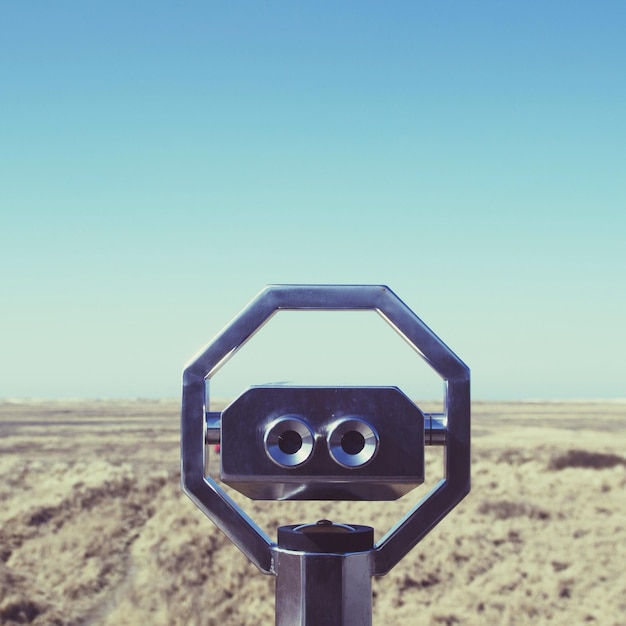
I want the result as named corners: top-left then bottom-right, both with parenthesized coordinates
top-left (2, 396), bottom-right (626, 405)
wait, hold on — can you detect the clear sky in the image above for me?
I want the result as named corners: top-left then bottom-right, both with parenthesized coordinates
top-left (1, 2), bottom-right (624, 402)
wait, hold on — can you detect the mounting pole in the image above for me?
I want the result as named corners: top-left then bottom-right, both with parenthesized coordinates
top-left (275, 521), bottom-right (375, 626)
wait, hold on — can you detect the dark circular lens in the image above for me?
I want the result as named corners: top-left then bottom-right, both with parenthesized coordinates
top-left (341, 430), bottom-right (365, 455)
top-left (278, 430), bottom-right (303, 455)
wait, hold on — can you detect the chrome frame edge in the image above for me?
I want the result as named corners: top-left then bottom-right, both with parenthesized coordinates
top-left (181, 284), bottom-right (470, 578)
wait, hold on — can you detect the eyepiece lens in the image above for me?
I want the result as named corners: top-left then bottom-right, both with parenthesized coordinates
top-left (327, 417), bottom-right (379, 468)
top-left (265, 416), bottom-right (314, 468)
top-left (278, 430), bottom-right (303, 455)
top-left (341, 430), bottom-right (365, 455)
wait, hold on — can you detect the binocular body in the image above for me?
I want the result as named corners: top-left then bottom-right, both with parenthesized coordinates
top-left (221, 385), bottom-right (425, 501)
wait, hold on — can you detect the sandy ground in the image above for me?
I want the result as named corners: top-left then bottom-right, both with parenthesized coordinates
top-left (1, 399), bottom-right (625, 625)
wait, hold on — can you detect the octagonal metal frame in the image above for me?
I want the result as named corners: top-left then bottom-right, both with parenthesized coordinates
top-left (181, 284), bottom-right (470, 577)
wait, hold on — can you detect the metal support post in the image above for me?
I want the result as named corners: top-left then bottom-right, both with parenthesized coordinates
top-left (275, 522), bottom-right (374, 626)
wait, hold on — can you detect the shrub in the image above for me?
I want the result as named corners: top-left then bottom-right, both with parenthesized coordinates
top-left (548, 449), bottom-right (626, 471)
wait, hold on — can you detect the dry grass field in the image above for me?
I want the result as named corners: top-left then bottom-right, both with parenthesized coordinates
top-left (1, 398), bottom-right (625, 625)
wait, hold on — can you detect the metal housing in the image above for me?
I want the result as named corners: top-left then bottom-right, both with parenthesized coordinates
top-left (181, 284), bottom-right (470, 577)
top-left (220, 385), bottom-right (424, 501)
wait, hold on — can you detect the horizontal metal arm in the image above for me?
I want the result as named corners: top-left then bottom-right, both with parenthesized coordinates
top-left (205, 411), bottom-right (446, 446)
top-left (206, 412), bottom-right (221, 443)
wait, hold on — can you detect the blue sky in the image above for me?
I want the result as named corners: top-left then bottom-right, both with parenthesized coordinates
top-left (1, 2), bottom-right (624, 401)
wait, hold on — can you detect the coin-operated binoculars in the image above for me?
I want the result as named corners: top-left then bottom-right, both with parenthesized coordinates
top-left (181, 285), bottom-right (470, 626)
